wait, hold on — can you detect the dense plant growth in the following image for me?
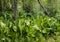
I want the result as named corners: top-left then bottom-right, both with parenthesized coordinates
top-left (0, 0), bottom-right (60, 42)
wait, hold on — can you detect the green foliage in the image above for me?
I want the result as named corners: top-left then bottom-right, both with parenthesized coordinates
top-left (0, 0), bottom-right (60, 42)
top-left (0, 11), bottom-right (60, 42)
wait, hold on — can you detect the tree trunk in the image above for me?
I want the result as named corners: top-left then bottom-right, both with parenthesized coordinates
top-left (10, 0), bottom-right (17, 20)
top-left (13, 0), bottom-right (17, 19)
top-left (37, 0), bottom-right (49, 16)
